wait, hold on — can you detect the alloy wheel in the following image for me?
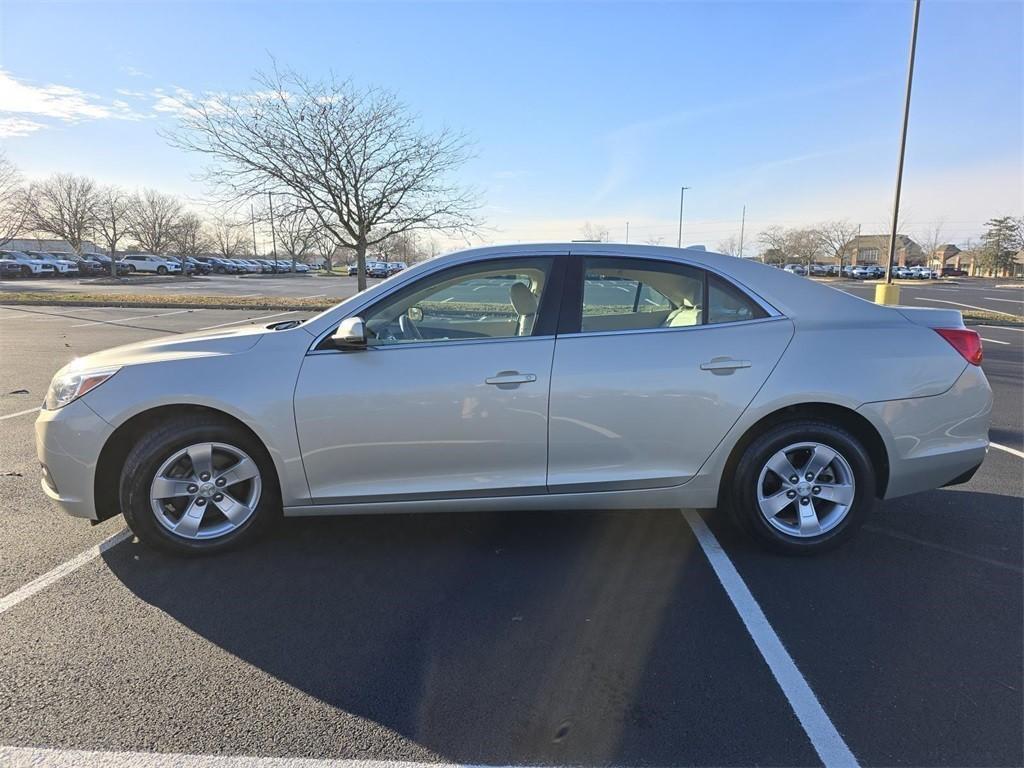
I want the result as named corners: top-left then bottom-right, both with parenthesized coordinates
top-left (150, 441), bottom-right (262, 540)
top-left (756, 441), bottom-right (856, 538)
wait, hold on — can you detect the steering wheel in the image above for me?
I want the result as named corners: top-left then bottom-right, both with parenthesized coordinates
top-left (399, 313), bottom-right (423, 340)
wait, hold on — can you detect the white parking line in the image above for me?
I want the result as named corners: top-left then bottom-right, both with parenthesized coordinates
top-left (981, 337), bottom-right (1010, 345)
top-left (991, 442), bottom-right (1024, 459)
top-left (980, 325), bottom-right (1024, 332)
top-left (984, 297), bottom-right (1024, 304)
top-left (682, 510), bottom-right (858, 768)
top-left (0, 747), bottom-right (482, 767)
top-left (71, 309), bottom-right (195, 328)
top-left (0, 529), bottom-right (132, 616)
top-left (197, 311), bottom-right (297, 330)
top-left (914, 297), bottom-right (1019, 317)
top-left (29, 307), bottom-right (108, 322)
top-left (0, 406), bottom-right (41, 421)
top-left (302, 293), bottom-right (326, 299)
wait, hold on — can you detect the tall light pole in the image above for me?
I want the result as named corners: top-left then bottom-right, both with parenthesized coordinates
top-left (878, 0), bottom-right (921, 306)
top-left (250, 203), bottom-right (258, 258)
top-left (677, 186), bottom-right (691, 247)
top-left (738, 204), bottom-right (746, 258)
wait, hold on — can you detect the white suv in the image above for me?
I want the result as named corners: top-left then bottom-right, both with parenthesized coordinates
top-left (0, 250), bottom-right (56, 277)
top-left (27, 251), bottom-right (79, 276)
top-left (121, 254), bottom-right (181, 275)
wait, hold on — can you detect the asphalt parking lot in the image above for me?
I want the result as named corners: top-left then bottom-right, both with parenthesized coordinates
top-left (0, 281), bottom-right (1022, 767)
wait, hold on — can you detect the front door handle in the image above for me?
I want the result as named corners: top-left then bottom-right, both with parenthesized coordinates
top-left (700, 358), bottom-right (751, 373)
top-left (485, 371), bottom-right (537, 387)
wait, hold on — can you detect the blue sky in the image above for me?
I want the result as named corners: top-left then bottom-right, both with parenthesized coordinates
top-left (1, 0), bottom-right (1020, 249)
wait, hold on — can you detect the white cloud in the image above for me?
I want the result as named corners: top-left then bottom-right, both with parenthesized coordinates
top-left (0, 117), bottom-right (46, 138)
top-left (0, 69), bottom-right (147, 136)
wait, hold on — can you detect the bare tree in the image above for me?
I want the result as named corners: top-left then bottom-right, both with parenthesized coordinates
top-left (915, 219), bottom-right (946, 269)
top-left (128, 189), bottom-right (182, 255)
top-left (0, 152), bottom-right (31, 249)
top-left (758, 226), bottom-right (788, 263)
top-left (580, 221), bottom-right (610, 242)
top-left (167, 65), bottom-right (480, 290)
top-left (28, 173), bottom-right (97, 253)
top-left (272, 201), bottom-right (319, 272)
top-left (645, 235), bottom-right (665, 246)
top-left (209, 213), bottom-right (252, 259)
top-left (716, 235), bottom-right (740, 257)
top-left (785, 228), bottom-right (825, 267)
top-left (309, 223), bottom-right (338, 272)
top-left (169, 211), bottom-right (210, 275)
top-left (92, 186), bottom-right (132, 277)
top-left (816, 220), bottom-right (858, 273)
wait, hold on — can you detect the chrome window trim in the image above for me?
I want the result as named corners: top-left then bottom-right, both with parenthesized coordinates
top-left (562, 315), bottom-right (788, 341)
top-left (307, 333), bottom-right (556, 356)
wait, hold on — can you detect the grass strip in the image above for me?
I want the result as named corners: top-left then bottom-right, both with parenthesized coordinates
top-left (0, 292), bottom-right (340, 312)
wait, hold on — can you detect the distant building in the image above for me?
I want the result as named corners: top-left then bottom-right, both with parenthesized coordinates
top-left (1, 238), bottom-right (104, 255)
top-left (933, 243), bottom-right (962, 268)
top-left (846, 234), bottom-right (923, 267)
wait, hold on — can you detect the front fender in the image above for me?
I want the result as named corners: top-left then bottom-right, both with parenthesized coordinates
top-left (82, 332), bottom-right (312, 506)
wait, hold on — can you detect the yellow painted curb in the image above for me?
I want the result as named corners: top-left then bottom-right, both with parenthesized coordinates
top-left (874, 283), bottom-right (902, 305)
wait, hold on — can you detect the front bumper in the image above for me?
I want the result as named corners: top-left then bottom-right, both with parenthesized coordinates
top-left (35, 398), bottom-right (113, 520)
top-left (859, 364), bottom-right (993, 500)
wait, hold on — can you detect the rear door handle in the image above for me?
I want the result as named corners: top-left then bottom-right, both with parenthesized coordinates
top-left (700, 358), bottom-right (751, 373)
top-left (485, 371), bottom-right (537, 386)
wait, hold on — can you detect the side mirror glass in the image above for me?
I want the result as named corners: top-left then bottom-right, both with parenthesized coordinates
top-left (332, 316), bottom-right (367, 349)
top-left (407, 306), bottom-right (423, 323)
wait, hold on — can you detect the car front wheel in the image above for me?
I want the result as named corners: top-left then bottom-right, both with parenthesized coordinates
top-left (728, 420), bottom-right (874, 554)
top-left (120, 415), bottom-right (279, 555)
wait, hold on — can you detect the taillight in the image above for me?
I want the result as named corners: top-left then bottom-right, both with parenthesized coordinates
top-left (935, 328), bottom-right (983, 365)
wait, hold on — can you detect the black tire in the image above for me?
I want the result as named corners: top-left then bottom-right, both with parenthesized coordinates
top-left (726, 420), bottom-right (875, 555)
top-left (128, 264), bottom-right (136, 273)
top-left (156, 265), bottom-right (168, 275)
top-left (120, 414), bottom-right (280, 556)
top-left (21, 266), bottom-right (31, 278)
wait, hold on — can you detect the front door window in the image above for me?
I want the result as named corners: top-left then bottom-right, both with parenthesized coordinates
top-left (361, 257), bottom-right (554, 345)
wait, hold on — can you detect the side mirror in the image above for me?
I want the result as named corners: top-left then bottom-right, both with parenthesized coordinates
top-left (407, 306), bottom-right (423, 322)
top-left (331, 316), bottom-right (367, 349)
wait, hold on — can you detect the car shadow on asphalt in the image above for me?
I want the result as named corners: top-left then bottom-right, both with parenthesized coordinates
top-left (102, 509), bottom-right (819, 766)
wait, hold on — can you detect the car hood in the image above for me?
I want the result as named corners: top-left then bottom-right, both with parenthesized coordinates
top-left (56, 323), bottom-right (298, 374)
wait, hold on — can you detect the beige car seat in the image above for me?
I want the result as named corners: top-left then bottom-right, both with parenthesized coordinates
top-left (509, 282), bottom-right (539, 335)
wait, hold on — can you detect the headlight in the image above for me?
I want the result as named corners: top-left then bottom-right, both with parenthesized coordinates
top-left (44, 366), bottom-right (120, 410)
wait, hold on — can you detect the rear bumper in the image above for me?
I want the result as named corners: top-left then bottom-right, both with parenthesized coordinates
top-left (859, 364), bottom-right (992, 500)
top-left (35, 399), bottom-right (112, 520)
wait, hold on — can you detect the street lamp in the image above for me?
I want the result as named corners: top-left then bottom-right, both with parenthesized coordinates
top-left (878, 0), bottom-right (921, 306)
top-left (677, 186), bottom-right (691, 247)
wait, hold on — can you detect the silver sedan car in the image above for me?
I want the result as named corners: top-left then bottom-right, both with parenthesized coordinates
top-left (36, 244), bottom-right (992, 556)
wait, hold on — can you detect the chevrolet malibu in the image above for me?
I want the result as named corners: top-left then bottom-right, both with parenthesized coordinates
top-left (36, 244), bottom-right (992, 556)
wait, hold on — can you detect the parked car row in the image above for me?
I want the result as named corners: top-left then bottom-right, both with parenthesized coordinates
top-left (780, 262), bottom-right (951, 280)
top-left (193, 256), bottom-right (312, 274)
top-left (0, 249), bottom-right (130, 278)
top-left (346, 261), bottom-right (408, 277)
top-left (0, 250), bottom-right (315, 278)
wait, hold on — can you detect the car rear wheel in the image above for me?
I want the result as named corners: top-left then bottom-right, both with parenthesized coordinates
top-left (728, 420), bottom-right (874, 554)
top-left (120, 415), bottom-right (279, 555)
